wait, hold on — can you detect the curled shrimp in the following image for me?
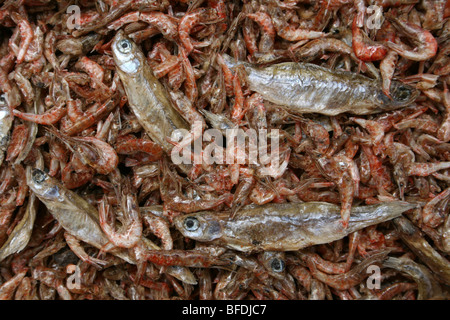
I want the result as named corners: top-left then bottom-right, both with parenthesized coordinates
top-left (99, 193), bottom-right (142, 249)
top-left (47, 127), bottom-right (119, 176)
top-left (178, 8), bottom-right (220, 55)
top-left (246, 12), bottom-right (276, 53)
top-left (351, 17), bottom-right (387, 62)
top-left (385, 13), bottom-right (438, 61)
top-left (9, 11), bottom-right (33, 64)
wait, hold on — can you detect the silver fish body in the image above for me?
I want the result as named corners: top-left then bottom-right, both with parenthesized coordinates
top-left (223, 54), bottom-right (418, 116)
top-left (174, 201), bottom-right (416, 252)
top-left (112, 31), bottom-right (190, 173)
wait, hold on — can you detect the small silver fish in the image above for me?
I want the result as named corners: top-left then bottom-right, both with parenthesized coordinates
top-left (223, 54), bottom-right (418, 116)
top-left (174, 201), bottom-right (416, 252)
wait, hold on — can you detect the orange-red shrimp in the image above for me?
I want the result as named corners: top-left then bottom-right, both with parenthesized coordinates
top-left (385, 13), bottom-right (437, 61)
top-left (13, 103), bottom-right (67, 125)
top-left (242, 15), bottom-right (259, 57)
top-left (141, 211), bottom-right (173, 250)
top-left (377, 282), bottom-right (418, 300)
top-left (0, 269), bottom-right (28, 300)
top-left (298, 118), bottom-right (330, 156)
top-left (298, 252), bottom-right (347, 275)
top-left (422, 187), bottom-right (450, 228)
top-left (115, 135), bottom-right (163, 160)
top-left (230, 73), bottom-right (246, 124)
top-left (99, 193), bottom-right (142, 249)
top-left (13, 164), bottom-right (27, 207)
top-left (108, 11), bottom-right (178, 41)
top-left (63, 232), bottom-right (108, 269)
top-left (179, 48), bottom-right (197, 102)
top-left (394, 117), bottom-right (440, 134)
top-left (270, 6), bottom-right (326, 42)
top-left (0, 69), bottom-right (21, 111)
top-left (145, 249), bottom-right (229, 268)
top-left (60, 153), bottom-right (95, 189)
top-left (62, 95), bottom-right (120, 136)
top-left (74, 56), bottom-right (106, 90)
top-left (437, 84), bottom-right (450, 142)
top-left (178, 8), bottom-right (220, 54)
top-left (5, 124), bottom-right (28, 162)
top-left (230, 167), bottom-right (255, 217)
top-left (9, 12), bottom-right (33, 64)
top-left (315, 153), bottom-right (360, 228)
top-left (246, 12), bottom-right (276, 53)
top-left (351, 17), bottom-right (387, 62)
top-left (350, 117), bottom-right (385, 151)
top-left (216, 54), bottom-right (234, 96)
top-left (43, 30), bottom-right (59, 71)
top-left (380, 50), bottom-right (398, 98)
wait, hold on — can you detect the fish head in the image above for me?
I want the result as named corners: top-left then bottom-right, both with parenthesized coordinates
top-left (26, 167), bottom-right (63, 201)
top-left (379, 81), bottom-right (419, 110)
top-left (173, 212), bottom-right (223, 242)
top-left (257, 251), bottom-right (286, 279)
top-left (111, 30), bottom-right (143, 75)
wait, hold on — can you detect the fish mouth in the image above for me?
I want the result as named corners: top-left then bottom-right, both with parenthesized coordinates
top-left (379, 82), bottom-right (419, 109)
top-left (32, 168), bottom-right (47, 184)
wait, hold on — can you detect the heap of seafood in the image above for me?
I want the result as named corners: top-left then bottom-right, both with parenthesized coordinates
top-left (0, 0), bottom-right (449, 300)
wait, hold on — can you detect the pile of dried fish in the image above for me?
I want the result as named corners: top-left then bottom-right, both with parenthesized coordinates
top-left (0, 0), bottom-right (449, 300)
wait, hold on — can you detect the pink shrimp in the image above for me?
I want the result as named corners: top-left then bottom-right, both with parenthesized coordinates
top-left (352, 17), bottom-right (387, 62)
top-left (5, 124), bottom-right (28, 162)
top-left (63, 232), bottom-right (108, 269)
top-left (246, 12), bottom-right (276, 53)
top-left (422, 187), bottom-right (450, 228)
top-left (141, 211), bottom-right (173, 250)
top-left (108, 11), bottom-right (178, 41)
top-left (115, 134), bottom-right (163, 160)
top-left (380, 50), bottom-right (398, 98)
top-left (437, 84), bottom-right (450, 142)
top-left (0, 269), bottom-right (28, 300)
top-left (9, 12), bottom-right (33, 64)
top-left (13, 104), bottom-right (67, 125)
top-left (179, 48), bottom-right (197, 102)
top-left (385, 13), bottom-right (438, 61)
top-left (99, 193), bottom-right (142, 249)
top-left (178, 8), bottom-right (220, 54)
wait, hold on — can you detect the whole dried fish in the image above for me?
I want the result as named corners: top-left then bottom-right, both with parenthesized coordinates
top-left (26, 167), bottom-right (135, 264)
top-left (174, 201), bottom-right (416, 252)
top-left (112, 31), bottom-right (191, 173)
top-left (223, 54), bottom-right (418, 116)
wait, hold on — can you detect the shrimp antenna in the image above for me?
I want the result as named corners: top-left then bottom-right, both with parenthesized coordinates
top-left (44, 125), bottom-right (76, 153)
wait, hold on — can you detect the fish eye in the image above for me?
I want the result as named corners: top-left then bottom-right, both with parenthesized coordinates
top-left (118, 39), bottom-right (132, 54)
top-left (394, 86), bottom-right (411, 101)
top-left (184, 216), bottom-right (199, 232)
top-left (270, 258), bottom-right (285, 273)
top-left (32, 169), bottom-right (46, 184)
